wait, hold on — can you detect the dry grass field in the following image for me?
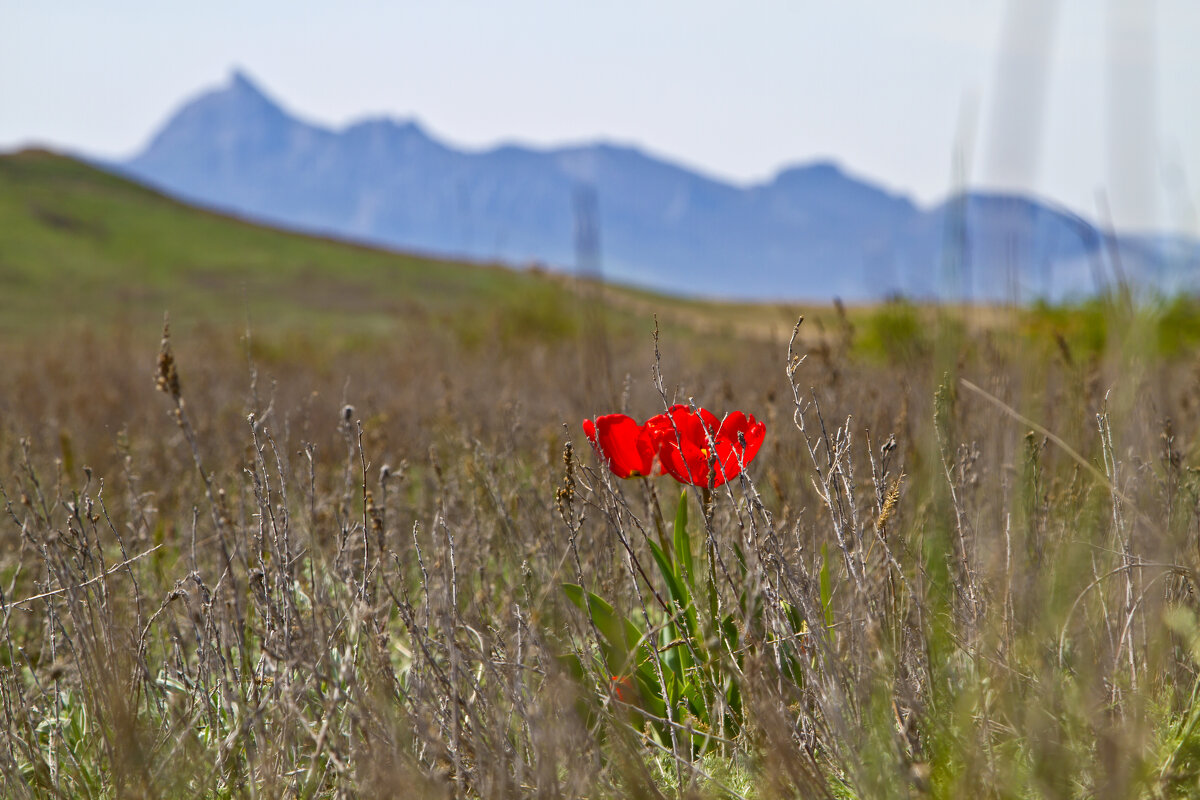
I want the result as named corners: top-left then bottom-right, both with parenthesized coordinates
top-left (5, 151), bottom-right (1200, 798)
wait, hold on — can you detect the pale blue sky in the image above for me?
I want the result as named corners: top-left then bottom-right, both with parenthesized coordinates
top-left (2, 0), bottom-right (1196, 234)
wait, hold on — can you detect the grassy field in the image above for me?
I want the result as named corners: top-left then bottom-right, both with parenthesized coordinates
top-left (4, 149), bottom-right (1200, 798)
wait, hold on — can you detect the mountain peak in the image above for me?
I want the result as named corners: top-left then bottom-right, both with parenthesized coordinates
top-left (220, 68), bottom-right (280, 111)
top-left (229, 68), bottom-right (263, 94)
top-left (126, 69), bottom-right (305, 182)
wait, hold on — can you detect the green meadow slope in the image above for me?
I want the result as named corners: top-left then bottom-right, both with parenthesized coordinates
top-left (4, 148), bottom-right (1196, 362)
top-left (0, 149), bottom-right (602, 339)
top-left (0, 149), bottom-right (838, 355)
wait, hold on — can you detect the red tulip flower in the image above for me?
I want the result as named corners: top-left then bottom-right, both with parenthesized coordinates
top-left (649, 405), bottom-right (766, 488)
top-left (610, 673), bottom-right (637, 705)
top-left (582, 414), bottom-right (659, 478)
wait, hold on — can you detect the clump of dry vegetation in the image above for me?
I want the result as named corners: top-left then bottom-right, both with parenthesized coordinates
top-left (3, 296), bottom-right (1200, 799)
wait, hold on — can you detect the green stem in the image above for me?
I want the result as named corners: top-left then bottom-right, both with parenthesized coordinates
top-left (646, 478), bottom-right (671, 563)
top-left (700, 487), bottom-right (718, 629)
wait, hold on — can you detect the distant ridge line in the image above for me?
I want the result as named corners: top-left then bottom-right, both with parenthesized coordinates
top-left (110, 70), bottom-right (1199, 302)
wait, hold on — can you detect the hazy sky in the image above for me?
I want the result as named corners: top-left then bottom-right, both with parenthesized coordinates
top-left (3, 0), bottom-right (1197, 234)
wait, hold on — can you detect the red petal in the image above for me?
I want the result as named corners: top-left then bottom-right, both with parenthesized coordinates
top-left (611, 674), bottom-right (636, 704)
top-left (651, 406), bottom-right (714, 486)
top-left (656, 406), bottom-right (708, 447)
top-left (709, 413), bottom-right (766, 486)
top-left (742, 420), bottom-right (766, 462)
top-left (634, 424), bottom-right (661, 475)
top-left (659, 444), bottom-right (711, 486)
top-left (589, 414), bottom-right (654, 478)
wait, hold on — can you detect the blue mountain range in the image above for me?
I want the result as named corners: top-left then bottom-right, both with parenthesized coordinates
top-left (114, 70), bottom-right (1198, 301)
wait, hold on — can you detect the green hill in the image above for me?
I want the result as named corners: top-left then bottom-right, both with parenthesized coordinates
top-left (0, 149), bottom-right (604, 340)
top-left (21, 149), bottom-right (1139, 361)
